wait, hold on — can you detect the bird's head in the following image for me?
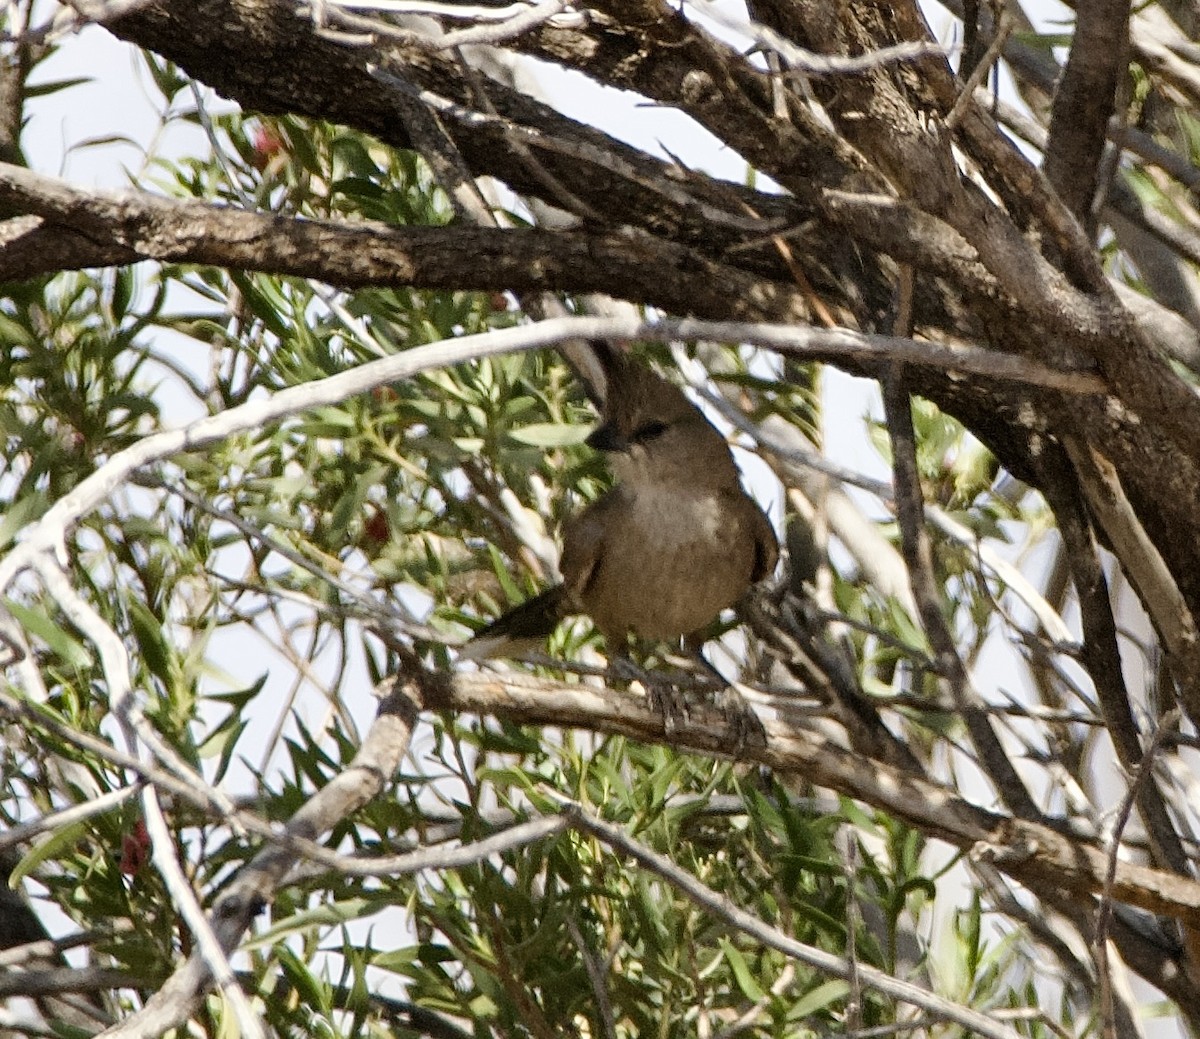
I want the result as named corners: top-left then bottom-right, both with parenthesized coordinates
top-left (585, 357), bottom-right (737, 487)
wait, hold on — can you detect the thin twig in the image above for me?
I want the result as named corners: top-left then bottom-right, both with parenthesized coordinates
top-left (881, 363), bottom-right (1040, 819)
top-left (557, 796), bottom-right (1026, 1039)
top-left (946, 11), bottom-right (1013, 131)
top-left (690, 2), bottom-right (945, 77)
top-left (566, 915), bottom-right (617, 1039)
top-left (324, 0), bottom-right (560, 20)
top-left (300, 814), bottom-right (569, 877)
top-left (367, 65), bottom-right (770, 232)
top-left (437, 0), bottom-right (572, 50)
top-left (843, 835), bottom-right (862, 1032)
top-left (0, 783), bottom-right (142, 856)
top-left (1096, 708), bottom-right (1182, 1039)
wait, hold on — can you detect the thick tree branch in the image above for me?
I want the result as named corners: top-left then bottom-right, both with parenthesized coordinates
top-left (1044, 1), bottom-right (1131, 226)
top-left (0, 163), bottom-right (807, 321)
top-left (100, 0), bottom-right (823, 284)
top-left (419, 666), bottom-right (1200, 930)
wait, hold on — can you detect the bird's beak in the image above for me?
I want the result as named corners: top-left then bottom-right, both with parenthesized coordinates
top-left (585, 422), bottom-right (629, 453)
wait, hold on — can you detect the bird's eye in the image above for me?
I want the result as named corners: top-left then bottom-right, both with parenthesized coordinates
top-left (633, 420), bottom-right (668, 442)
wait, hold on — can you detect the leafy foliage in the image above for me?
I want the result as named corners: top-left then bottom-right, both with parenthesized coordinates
top-left (1, 3), bottom-right (1198, 1038)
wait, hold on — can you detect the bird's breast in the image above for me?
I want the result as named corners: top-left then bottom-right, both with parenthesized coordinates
top-left (578, 484), bottom-right (761, 642)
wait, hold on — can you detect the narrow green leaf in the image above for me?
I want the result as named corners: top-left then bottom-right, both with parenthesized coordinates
top-left (3, 599), bottom-right (93, 669)
top-left (719, 939), bottom-right (767, 1002)
top-left (508, 423), bottom-right (590, 448)
top-left (792, 979), bottom-right (850, 1018)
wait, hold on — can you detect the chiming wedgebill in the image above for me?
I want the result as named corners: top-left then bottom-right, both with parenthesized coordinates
top-left (462, 345), bottom-right (778, 700)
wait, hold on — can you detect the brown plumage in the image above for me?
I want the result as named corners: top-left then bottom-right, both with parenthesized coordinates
top-left (462, 349), bottom-right (778, 660)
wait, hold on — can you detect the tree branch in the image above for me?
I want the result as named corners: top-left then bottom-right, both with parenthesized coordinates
top-left (882, 370), bottom-right (1041, 820)
top-left (97, 677), bottom-right (422, 1039)
top-left (1035, 446), bottom-right (1193, 877)
top-left (1043, 0), bottom-right (1131, 225)
top-left (0, 163), bottom-right (805, 322)
top-left (416, 666), bottom-right (1200, 929)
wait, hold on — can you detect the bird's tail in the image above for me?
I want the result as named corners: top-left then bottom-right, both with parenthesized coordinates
top-left (458, 586), bottom-right (568, 661)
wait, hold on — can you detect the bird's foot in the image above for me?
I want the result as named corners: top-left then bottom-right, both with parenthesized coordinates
top-left (609, 658), bottom-right (690, 734)
top-left (713, 682), bottom-right (768, 753)
top-left (645, 681), bottom-right (690, 735)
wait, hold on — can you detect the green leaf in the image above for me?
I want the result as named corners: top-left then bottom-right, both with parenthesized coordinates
top-left (792, 978), bottom-right (850, 1018)
top-left (26, 76), bottom-right (92, 97)
top-left (838, 796), bottom-right (880, 836)
top-left (719, 939), bottom-right (766, 1002)
top-left (1011, 31), bottom-right (1074, 51)
top-left (3, 599), bottom-right (93, 669)
top-left (246, 897), bottom-right (390, 949)
top-left (277, 943), bottom-right (332, 1016)
top-left (73, 132), bottom-right (141, 151)
top-left (128, 599), bottom-right (173, 686)
top-left (0, 492), bottom-right (50, 550)
top-left (507, 423), bottom-right (590, 448)
top-left (10, 820), bottom-right (91, 888)
top-left (214, 988), bottom-right (241, 1039)
top-left (371, 943), bottom-right (423, 974)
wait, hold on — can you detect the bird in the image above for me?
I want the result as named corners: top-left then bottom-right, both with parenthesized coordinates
top-left (461, 346), bottom-right (779, 724)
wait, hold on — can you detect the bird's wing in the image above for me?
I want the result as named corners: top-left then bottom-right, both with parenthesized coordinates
top-left (559, 487), bottom-right (629, 604)
top-left (745, 494), bottom-right (780, 583)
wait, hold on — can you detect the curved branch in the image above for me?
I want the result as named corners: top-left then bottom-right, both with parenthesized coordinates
top-left (419, 666), bottom-right (1200, 930)
top-left (0, 311), bottom-right (1105, 603)
top-left (572, 802), bottom-right (1025, 1039)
